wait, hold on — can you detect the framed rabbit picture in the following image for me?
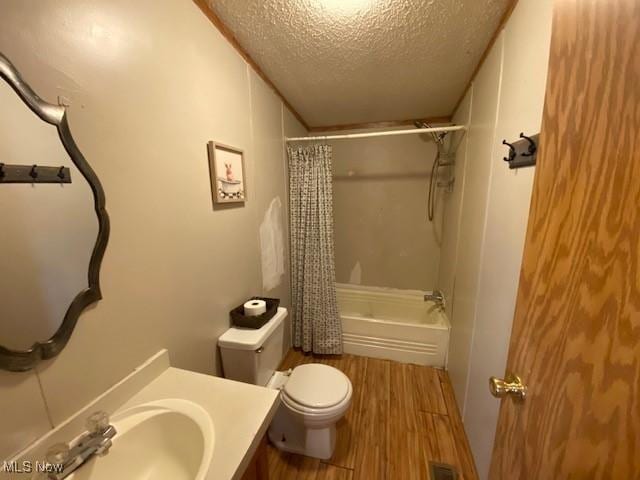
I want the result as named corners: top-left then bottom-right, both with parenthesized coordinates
top-left (207, 141), bottom-right (246, 205)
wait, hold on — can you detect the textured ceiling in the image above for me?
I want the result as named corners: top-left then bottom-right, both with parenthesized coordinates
top-left (206, 0), bottom-right (511, 127)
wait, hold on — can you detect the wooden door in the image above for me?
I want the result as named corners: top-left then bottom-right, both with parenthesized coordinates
top-left (490, 0), bottom-right (640, 478)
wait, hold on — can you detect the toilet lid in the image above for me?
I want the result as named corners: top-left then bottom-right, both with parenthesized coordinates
top-left (283, 364), bottom-right (350, 409)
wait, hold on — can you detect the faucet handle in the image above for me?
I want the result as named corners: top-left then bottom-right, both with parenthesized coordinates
top-left (46, 442), bottom-right (70, 465)
top-left (86, 411), bottom-right (110, 435)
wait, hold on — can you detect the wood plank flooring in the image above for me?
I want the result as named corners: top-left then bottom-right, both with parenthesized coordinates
top-left (267, 350), bottom-right (478, 480)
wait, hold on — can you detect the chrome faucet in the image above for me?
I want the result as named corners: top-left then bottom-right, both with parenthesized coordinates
top-left (45, 411), bottom-right (117, 480)
top-left (424, 290), bottom-right (445, 310)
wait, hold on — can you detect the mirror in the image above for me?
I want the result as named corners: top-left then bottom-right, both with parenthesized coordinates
top-left (0, 53), bottom-right (109, 371)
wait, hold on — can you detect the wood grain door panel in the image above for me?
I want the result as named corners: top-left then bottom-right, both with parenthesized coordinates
top-left (490, 0), bottom-right (640, 478)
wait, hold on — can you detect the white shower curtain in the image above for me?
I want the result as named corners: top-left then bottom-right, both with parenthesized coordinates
top-left (288, 145), bottom-right (343, 354)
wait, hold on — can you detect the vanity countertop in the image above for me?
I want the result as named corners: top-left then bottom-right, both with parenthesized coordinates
top-left (1, 351), bottom-right (279, 480)
top-left (119, 367), bottom-right (279, 480)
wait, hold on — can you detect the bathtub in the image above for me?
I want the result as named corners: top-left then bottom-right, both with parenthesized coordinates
top-left (336, 283), bottom-right (450, 367)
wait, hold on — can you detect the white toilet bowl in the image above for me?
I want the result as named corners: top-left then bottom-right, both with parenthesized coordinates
top-left (217, 308), bottom-right (352, 459)
top-left (267, 363), bottom-right (352, 459)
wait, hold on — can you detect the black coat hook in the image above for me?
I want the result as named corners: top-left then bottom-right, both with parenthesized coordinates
top-left (519, 132), bottom-right (537, 157)
top-left (502, 140), bottom-right (516, 162)
top-left (57, 166), bottom-right (66, 180)
top-left (29, 165), bottom-right (38, 179)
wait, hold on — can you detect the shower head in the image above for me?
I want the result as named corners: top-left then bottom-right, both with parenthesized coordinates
top-left (414, 120), bottom-right (448, 145)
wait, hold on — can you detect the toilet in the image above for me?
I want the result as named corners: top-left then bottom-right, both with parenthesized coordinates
top-left (218, 307), bottom-right (352, 459)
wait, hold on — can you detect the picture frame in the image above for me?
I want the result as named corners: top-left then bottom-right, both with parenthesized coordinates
top-left (207, 141), bottom-right (246, 205)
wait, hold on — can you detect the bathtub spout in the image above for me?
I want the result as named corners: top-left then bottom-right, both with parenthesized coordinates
top-left (424, 290), bottom-right (445, 310)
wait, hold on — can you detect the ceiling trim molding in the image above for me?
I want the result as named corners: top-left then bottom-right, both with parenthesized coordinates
top-left (308, 116), bottom-right (452, 133)
top-left (451, 0), bottom-right (520, 116)
top-left (193, 0), bottom-right (311, 130)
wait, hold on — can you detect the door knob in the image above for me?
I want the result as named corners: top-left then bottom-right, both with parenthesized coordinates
top-left (489, 373), bottom-right (527, 401)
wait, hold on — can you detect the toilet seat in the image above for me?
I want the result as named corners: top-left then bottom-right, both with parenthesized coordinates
top-left (283, 364), bottom-right (350, 410)
top-left (281, 383), bottom-right (352, 423)
top-left (268, 362), bottom-right (353, 459)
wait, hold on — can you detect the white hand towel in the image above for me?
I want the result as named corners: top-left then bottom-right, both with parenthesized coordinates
top-left (260, 197), bottom-right (285, 291)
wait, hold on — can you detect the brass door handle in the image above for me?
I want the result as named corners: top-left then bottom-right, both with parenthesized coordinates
top-left (489, 373), bottom-right (527, 401)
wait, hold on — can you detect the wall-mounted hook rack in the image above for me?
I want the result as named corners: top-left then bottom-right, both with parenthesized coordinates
top-left (501, 132), bottom-right (539, 169)
top-left (0, 164), bottom-right (72, 184)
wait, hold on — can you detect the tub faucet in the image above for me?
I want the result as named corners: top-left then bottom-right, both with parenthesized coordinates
top-left (45, 411), bottom-right (117, 480)
top-left (424, 290), bottom-right (445, 310)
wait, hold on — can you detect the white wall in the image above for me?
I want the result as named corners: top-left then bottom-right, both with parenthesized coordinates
top-left (438, 0), bottom-right (553, 477)
top-left (0, 0), bottom-right (305, 460)
top-left (445, 36), bottom-right (504, 407)
top-left (331, 133), bottom-right (443, 291)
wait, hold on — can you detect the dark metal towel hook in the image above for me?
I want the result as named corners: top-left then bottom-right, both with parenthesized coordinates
top-left (57, 166), bottom-right (66, 180)
top-left (519, 132), bottom-right (537, 157)
top-left (29, 165), bottom-right (38, 179)
top-left (502, 140), bottom-right (516, 162)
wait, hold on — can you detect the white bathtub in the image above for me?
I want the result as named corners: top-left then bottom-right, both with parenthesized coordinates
top-left (336, 283), bottom-right (450, 367)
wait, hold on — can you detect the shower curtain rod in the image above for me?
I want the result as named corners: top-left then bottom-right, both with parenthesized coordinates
top-left (286, 124), bottom-right (466, 142)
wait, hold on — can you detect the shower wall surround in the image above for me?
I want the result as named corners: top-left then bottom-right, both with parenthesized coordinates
top-left (330, 133), bottom-right (443, 291)
top-left (0, 0), bottom-right (305, 460)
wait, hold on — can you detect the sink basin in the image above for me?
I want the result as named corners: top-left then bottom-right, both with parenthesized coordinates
top-left (67, 399), bottom-right (214, 480)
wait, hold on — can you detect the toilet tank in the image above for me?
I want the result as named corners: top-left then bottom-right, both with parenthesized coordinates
top-left (218, 307), bottom-right (288, 386)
